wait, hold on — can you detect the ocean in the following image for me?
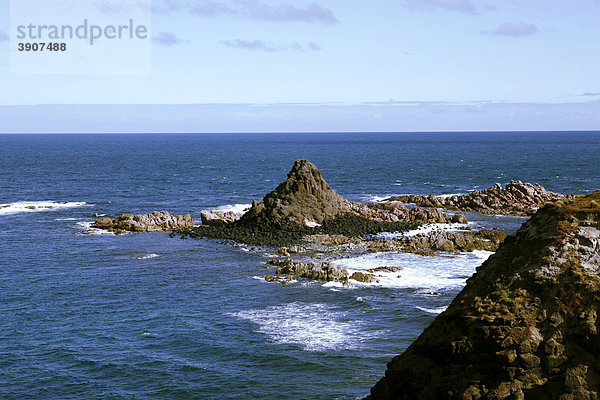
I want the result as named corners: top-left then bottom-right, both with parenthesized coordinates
top-left (1, 132), bottom-right (599, 399)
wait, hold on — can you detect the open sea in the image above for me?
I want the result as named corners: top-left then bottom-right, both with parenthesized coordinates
top-left (1, 132), bottom-right (599, 399)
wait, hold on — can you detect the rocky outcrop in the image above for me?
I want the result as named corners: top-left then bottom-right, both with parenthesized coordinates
top-left (92, 211), bottom-right (194, 233)
top-left (401, 229), bottom-right (506, 254)
top-left (367, 192), bottom-right (600, 400)
top-left (350, 271), bottom-right (377, 283)
top-left (190, 160), bottom-right (454, 245)
top-left (364, 229), bottom-right (506, 254)
top-left (386, 181), bottom-right (567, 216)
top-left (200, 210), bottom-right (241, 226)
top-left (266, 258), bottom-right (349, 282)
top-left (349, 202), bottom-right (453, 224)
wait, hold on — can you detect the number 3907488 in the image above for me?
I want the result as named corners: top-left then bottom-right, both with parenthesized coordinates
top-left (18, 43), bottom-right (67, 52)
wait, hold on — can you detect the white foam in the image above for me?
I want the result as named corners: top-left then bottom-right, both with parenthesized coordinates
top-left (416, 306), bottom-right (447, 314)
top-left (364, 195), bottom-right (391, 203)
top-left (76, 221), bottom-right (117, 236)
top-left (332, 251), bottom-right (492, 290)
top-left (437, 193), bottom-right (464, 199)
top-left (375, 223), bottom-right (471, 239)
top-left (0, 201), bottom-right (87, 216)
top-left (252, 276), bottom-right (298, 284)
top-left (212, 203), bottom-right (252, 215)
top-left (232, 302), bottom-right (376, 352)
top-left (322, 281), bottom-right (345, 288)
top-left (136, 254), bottom-right (159, 260)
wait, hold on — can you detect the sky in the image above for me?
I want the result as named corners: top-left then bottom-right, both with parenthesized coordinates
top-left (0, 0), bottom-right (599, 132)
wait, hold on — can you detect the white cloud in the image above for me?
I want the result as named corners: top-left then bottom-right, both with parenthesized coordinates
top-left (221, 39), bottom-right (322, 52)
top-left (154, 0), bottom-right (338, 23)
top-left (482, 22), bottom-right (540, 37)
top-left (403, 0), bottom-right (477, 14)
top-left (153, 32), bottom-right (187, 46)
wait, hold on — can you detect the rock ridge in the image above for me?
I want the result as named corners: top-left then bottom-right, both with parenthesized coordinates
top-left (386, 181), bottom-right (567, 216)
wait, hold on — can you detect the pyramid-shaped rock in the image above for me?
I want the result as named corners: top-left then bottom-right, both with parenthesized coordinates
top-left (367, 192), bottom-right (600, 399)
top-left (240, 159), bottom-right (349, 227)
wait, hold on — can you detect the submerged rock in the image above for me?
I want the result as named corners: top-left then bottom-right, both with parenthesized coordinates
top-left (350, 271), bottom-right (377, 283)
top-left (92, 211), bottom-right (194, 233)
top-left (386, 181), bottom-right (567, 216)
top-left (366, 191), bottom-right (600, 400)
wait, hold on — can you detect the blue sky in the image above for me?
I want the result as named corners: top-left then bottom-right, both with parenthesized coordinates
top-left (0, 0), bottom-right (599, 132)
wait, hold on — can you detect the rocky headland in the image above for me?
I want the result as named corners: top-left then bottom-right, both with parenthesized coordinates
top-left (367, 191), bottom-right (600, 400)
top-left (91, 211), bottom-right (193, 234)
top-left (385, 181), bottom-right (567, 216)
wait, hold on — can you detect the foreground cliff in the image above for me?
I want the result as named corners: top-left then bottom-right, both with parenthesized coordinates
top-left (367, 192), bottom-right (600, 400)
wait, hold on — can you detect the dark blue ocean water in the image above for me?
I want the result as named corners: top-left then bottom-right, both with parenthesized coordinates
top-left (0, 132), bottom-right (599, 399)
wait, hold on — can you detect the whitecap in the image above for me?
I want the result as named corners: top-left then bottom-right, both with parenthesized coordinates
top-left (332, 251), bottom-right (493, 290)
top-left (361, 195), bottom-right (398, 203)
top-left (212, 203), bottom-right (252, 215)
top-left (231, 302), bottom-right (375, 352)
top-left (374, 222), bottom-right (472, 240)
top-left (436, 193), bottom-right (465, 199)
top-left (0, 201), bottom-right (87, 216)
top-left (76, 221), bottom-right (117, 236)
top-left (416, 306), bottom-right (447, 314)
top-left (136, 254), bottom-right (159, 260)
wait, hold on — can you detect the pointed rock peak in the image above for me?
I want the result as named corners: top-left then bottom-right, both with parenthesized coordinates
top-left (278, 159), bottom-right (332, 195)
top-left (289, 159), bottom-right (323, 177)
top-left (241, 159), bottom-right (347, 227)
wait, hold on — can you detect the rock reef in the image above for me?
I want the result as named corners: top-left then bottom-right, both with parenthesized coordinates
top-left (266, 258), bottom-right (349, 282)
top-left (92, 211), bottom-right (194, 233)
top-left (367, 191), bottom-right (600, 400)
top-left (386, 181), bottom-right (566, 216)
top-left (367, 229), bottom-right (506, 254)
